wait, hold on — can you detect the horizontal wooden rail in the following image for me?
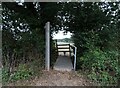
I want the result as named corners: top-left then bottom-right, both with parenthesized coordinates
top-left (58, 50), bottom-right (70, 52)
top-left (57, 47), bottom-right (69, 49)
top-left (57, 44), bottom-right (70, 46)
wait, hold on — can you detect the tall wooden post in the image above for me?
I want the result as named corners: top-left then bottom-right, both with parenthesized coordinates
top-left (45, 22), bottom-right (50, 71)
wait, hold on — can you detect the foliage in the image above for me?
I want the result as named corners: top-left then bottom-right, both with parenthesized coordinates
top-left (79, 33), bottom-right (119, 85)
top-left (2, 67), bottom-right (9, 82)
top-left (2, 2), bottom-right (46, 81)
top-left (2, 64), bottom-right (33, 83)
top-left (68, 2), bottom-right (119, 85)
top-left (2, 56), bottom-right (44, 83)
top-left (9, 64), bottom-right (33, 81)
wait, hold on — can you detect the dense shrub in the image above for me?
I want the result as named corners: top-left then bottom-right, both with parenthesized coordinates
top-left (2, 56), bottom-right (44, 84)
top-left (2, 64), bottom-right (33, 84)
top-left (9, 64), bottom-right (33, 81)
top-left (2, 67), bottom-right (10, 82)
top-left (80, 45), bottom-right (119, 85)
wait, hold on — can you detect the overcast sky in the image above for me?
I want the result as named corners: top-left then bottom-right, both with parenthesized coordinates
top-left (53, 30), bottom-right (72, 39)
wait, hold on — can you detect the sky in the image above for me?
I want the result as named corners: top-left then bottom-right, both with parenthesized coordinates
top-left (53, 30), bottom-right (72, 39)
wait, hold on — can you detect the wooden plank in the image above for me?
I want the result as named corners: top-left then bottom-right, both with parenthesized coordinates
top-left (58, 51), bottom-right (70, 52)
top-left (57, 44), bottom-right (70, 46)
top-left (57, 47), bottom-right (70, 49)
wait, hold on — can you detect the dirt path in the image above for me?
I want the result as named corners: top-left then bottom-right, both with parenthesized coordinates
top-left (8, 70), bottom-right (94, 86)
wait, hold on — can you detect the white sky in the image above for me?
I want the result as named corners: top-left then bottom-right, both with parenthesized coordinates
top-left (53, 30), bottom-right (72, 39)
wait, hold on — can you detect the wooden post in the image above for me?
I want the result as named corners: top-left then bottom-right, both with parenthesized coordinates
top-left (45, 22), bottom-right (50, 71)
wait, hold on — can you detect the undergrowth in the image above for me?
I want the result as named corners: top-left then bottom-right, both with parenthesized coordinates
top-left (2, 58), bottom-right (44, 85)
top-left (78, 47), bottom-right (119, 86)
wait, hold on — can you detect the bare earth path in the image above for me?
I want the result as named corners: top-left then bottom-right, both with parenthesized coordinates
top-left (8, 70), bottom-right (94, 86)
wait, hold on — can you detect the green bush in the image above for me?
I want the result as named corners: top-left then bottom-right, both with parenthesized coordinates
top-left (81, 47), bottom-right (119, 85)
top-left (9, 64), bottom-right (33, 81)
top-left (2, 64), bottom-right (33, 83)
top-left (2, 56), bottom-right (44, 84)
top-left (2, 67), bottom-right (10, 82)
